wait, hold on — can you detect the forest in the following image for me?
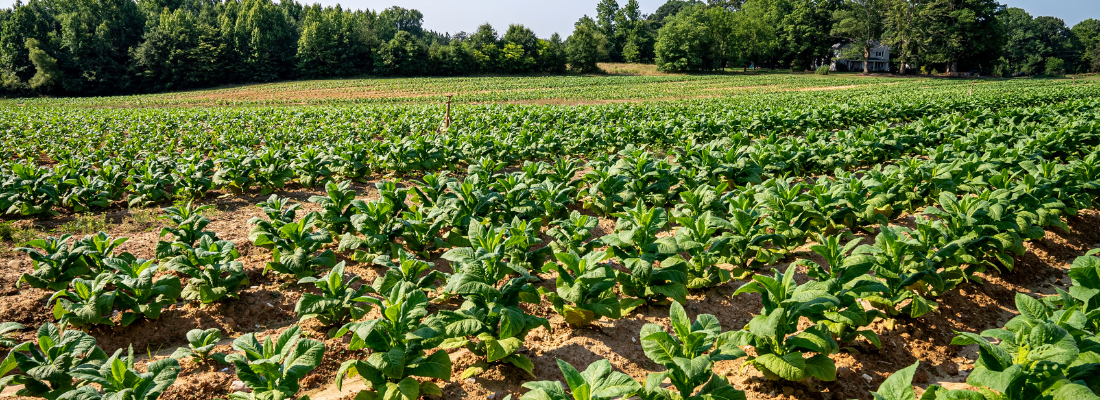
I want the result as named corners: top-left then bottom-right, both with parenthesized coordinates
top-left (0, 0), bottom-right (1098, 96)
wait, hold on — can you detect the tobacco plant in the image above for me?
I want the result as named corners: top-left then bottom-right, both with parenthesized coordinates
top-left (291, 146), bottom-right (332, 188)
top-left (443, 175), bottom-right (502, 228)
top-left (16, 235), bottom-right (93, 290)
top-left (60, 175), bottom-right (113, 213)
top-left (664, 212), bottom-right (737, 289)
top-left (539, 251), bottom-right (624, 327)
top-left (170, 328), bottom-right (227, 364)
top-left (49, 273), bottom-right (117, 328)
top-left (947, 322), bottom-right (1099, 400)
top-left (374, 180), bottom-right (410, 214)
top-left (532, 179), bottom-right (576, 220)
top-left (212, 152), bottom-right (257, 194)
top-left (155, 201), bottom-right (216, 259)
top-left (723, 193), bottom-right (783, 272)
top-left (756, 178), bottom-right (817, 255)
top-left (396, 207), bottom-right (447, 256)
top-left (432, 227), bottom-right (550, 377)
top-left (309, 181), bottom-right (357, 236)
top-left (794, 234), bottom-right (887, 346)
top-left (370, 246), bottom-right (448, 293)
top-left (165, 236), bottom-right (249, 304)
top-left (65, 347), bottom-right (181, 400)
top-left (491, 173), bottom-right (538, 220)
top-left (256, 211), bottom-right (337, 279)
top-left (335, 283), bottom-right (451, 400)
top-left (170, 155), bottom-right (215, 201)
top-left (2, 163), bottom-right (59, 216)
top-left (520, 359), bottom-right (640, 400)
top-left (127, 161), bottom-right (172, 208)
top-left (339, 198), bottom-right (399, 262)
top-left (295, 262), bottom-right (374, 326)
top-left (500, 216), bottom-right (553, 274)
top-left (547, 211), bottom-right (599, 256)
top-left (637, 302), bottom-right (747, 400)
top-left (253, 149), bottom-right (294, 195)
top-left (599, 202), bottom-right (676, 262)
top-left (923, 191), bottom-right (1033, 274)
top-left (856, 226), bottom-right (942, 321)
top-left (0, 323), bottom-right (108, 399)
top-left (731, 265), bottom-right (840, 382)
top-left (249, 195), bottom-right (301, 240)
top-left (225, 326), bottom-right (325, 400)
top-left (582, 163), bottom-right (629, 216)
top-left (670, 182), bottom-right (728, 220)
top-left (109, 258), bottom-right (182, 326)
top-left (1066, 250), bottom-right (1100, 333)
top-left (70, 232), bottom-right (133, 274)
top-left (617, 257), bottom-right (689, 308)
top-left (867, 361), bottom-right (921, 400)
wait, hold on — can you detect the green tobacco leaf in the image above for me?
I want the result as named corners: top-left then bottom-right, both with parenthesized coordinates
top-left (1014, 293), bottom-right (1046, 321)
top-left (803, 354), bottom-right (836, 381)
top-left (557, 359), bottom-right (584, 393)
top-left (640, 324), bottom-right (678, 365)
top-left (508, 354), bottom-right (536, 377)
top-left (649, 283), bottom-right (688, 305)
top-left (967, 364), bottom-right (1024, 394)
top-left (486, 337), bottom-right (522, 362)
top-left (872, 361), bottom-right (918, 400)
top-left (405, 350), bottom-right (451, 380)
top-left (620, 298), bottom-right (646, 315)
top-left (1052, 382), bottom-right (1100, 400)
top-left (756, 353), bottom-right (804, 381)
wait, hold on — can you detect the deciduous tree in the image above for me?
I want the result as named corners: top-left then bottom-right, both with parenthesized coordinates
top-left (566, 16), bottom-right (608, 73)
top-left (832, 0), bottom-right (884, 74)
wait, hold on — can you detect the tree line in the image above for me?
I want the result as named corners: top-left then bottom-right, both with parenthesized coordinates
top-left (0, 0), bottom-right (574, 95)
top-left (0, 0), bottom-right (1098, 97)
top-left (637, 0), bottom-right (1098, 76)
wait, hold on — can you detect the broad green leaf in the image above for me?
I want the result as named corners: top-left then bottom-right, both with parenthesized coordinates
top-left (755, 353), bottom-right (804, 381)
top-left (873, 361), bottom-right (918, 400)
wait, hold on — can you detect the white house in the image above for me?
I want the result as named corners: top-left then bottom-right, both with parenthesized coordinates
top-left (831, 42), bottom-right (891, 72)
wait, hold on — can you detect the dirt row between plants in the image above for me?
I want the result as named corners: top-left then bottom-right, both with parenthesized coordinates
top-left (1, 178), bottom-right (1098, 400)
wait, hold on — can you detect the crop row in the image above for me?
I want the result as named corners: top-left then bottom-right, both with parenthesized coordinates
top-left (4, 89), bottom-right (1100, 218)
top-left (4, 95), bottom-right (1100, 399)
top-left (0, 75), bottom-right (981, 107)
top-left (2, 80), bottom-right (1096, 169)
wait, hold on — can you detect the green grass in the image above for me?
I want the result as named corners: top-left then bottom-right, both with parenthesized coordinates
top-left (56, 213), bottom-right (109, 235)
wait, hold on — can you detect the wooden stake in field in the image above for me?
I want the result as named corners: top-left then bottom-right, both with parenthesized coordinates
top-left (969, 81), bottom-right (975, 96)
top-left (444, 94), bottom-right (454, 131)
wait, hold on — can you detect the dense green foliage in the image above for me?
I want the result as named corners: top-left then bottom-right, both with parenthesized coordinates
top-left (0, 324), bottom-right (180, 400)
top-left (0, 0), bottom-right (568, 96)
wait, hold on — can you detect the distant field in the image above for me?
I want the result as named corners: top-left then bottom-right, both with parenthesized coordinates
top-left (4, 72), bottom-right (958, 108)
top-left (2, 71), bottom-right (1100, 400)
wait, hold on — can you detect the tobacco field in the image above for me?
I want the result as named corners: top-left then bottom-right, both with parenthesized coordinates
top-left (2, 75), bottom-right (1100, 400)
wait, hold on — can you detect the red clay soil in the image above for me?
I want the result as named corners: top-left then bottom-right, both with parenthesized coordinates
top-left (1, 180), bottom-right (1097, 400)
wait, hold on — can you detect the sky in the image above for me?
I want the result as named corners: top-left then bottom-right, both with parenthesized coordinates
top-left (333, 0), bottom-right (1099, 38)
